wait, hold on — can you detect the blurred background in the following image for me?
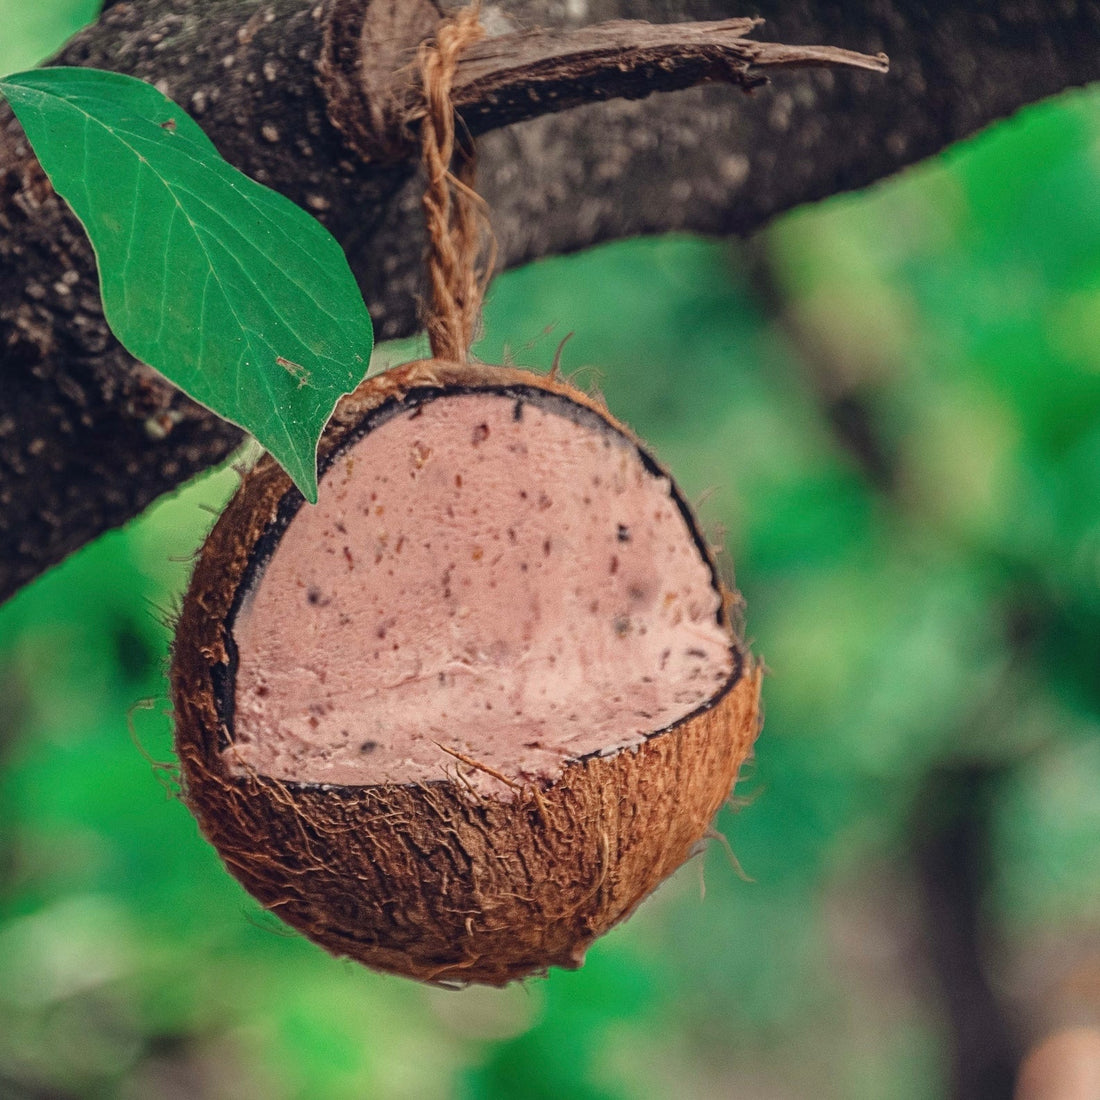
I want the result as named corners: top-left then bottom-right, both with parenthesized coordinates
top-left (2, 3), bottom-right (1099, 1097)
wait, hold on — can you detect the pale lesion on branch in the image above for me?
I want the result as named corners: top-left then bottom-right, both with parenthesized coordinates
top-left (321, 0), bottom-right (889, 165)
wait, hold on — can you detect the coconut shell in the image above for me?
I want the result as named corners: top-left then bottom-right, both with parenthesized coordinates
top-left (171, 358), bottom-right (761, 986)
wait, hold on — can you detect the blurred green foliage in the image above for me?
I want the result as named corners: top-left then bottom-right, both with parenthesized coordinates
top-left (2, 5), bottom-right (1099, 1099)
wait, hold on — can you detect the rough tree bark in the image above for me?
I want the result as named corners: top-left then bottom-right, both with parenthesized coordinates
top-left (1, 0), bottom-right (1098, 601)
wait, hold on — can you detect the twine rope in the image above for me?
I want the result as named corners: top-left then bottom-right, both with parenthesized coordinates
top-left (418, 4), bottom-right (496, 362)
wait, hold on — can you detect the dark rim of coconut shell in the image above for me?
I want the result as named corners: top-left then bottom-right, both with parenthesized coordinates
top-left (209, 382), bottom-right (745, 784)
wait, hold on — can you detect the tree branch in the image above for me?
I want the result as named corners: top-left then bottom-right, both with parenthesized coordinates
top-left (914, 765), bottom-right (1021, 1099)
top-left (321, 3), bottom-right (887, 162)
top-left (2, 0), bottom-right (1098, 601)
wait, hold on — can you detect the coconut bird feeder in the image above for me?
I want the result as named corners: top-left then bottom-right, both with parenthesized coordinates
top-left (171, 5), bottom-right (888, 986)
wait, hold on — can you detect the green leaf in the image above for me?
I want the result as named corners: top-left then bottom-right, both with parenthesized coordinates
top-left (0, 67), bottom-right (373, 501)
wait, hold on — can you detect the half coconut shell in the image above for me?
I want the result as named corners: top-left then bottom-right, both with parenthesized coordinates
top-left (171, 358), bottom-right (761, 986)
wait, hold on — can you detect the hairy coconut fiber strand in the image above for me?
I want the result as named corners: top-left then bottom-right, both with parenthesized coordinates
top-left (171, 359), bottom-right (762, 985)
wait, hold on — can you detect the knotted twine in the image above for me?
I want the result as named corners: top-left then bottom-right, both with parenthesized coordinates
top-left (418, 4), bottom-right (496, 363)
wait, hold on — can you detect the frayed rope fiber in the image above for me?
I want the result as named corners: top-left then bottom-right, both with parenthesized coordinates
top-left (418, 4), bottom-right (497, 362)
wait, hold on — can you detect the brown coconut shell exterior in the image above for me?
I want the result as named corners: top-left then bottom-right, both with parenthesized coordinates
top-left (171, 359), bottom-right (762, 986)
